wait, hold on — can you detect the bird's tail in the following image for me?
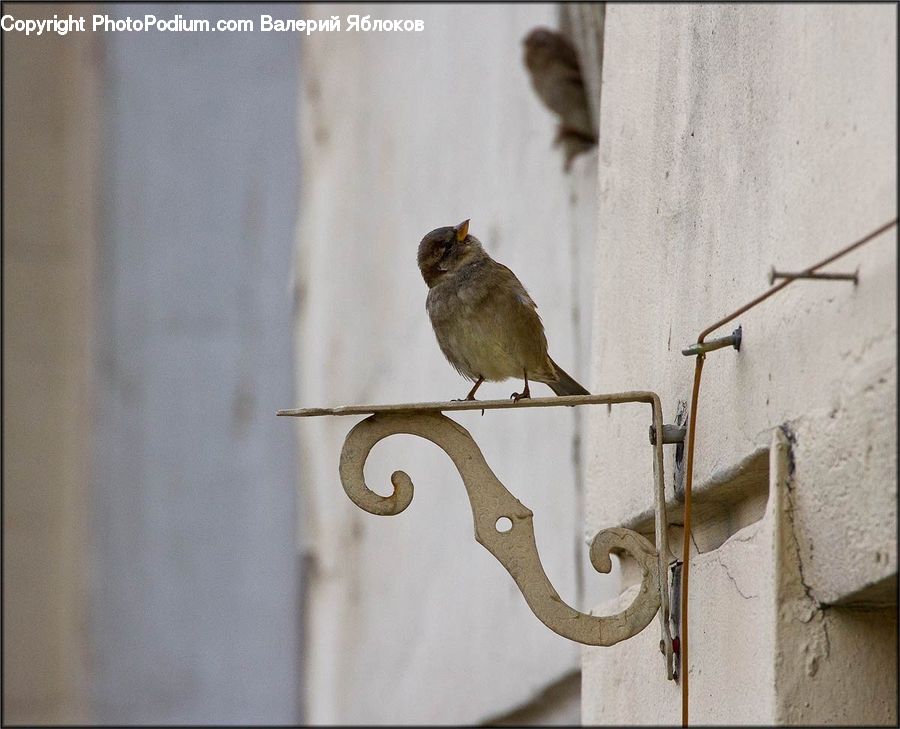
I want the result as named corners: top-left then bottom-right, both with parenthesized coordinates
top-left (546, 357), bottom-right (589, 396)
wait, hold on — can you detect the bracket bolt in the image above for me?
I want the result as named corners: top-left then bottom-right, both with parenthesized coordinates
top-left (649, 424), bottom-right (688, 446)
top-left (682, 325), bottom-right (742, 357)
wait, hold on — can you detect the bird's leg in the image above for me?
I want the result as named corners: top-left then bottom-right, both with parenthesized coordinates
top-left (510, 370), bottom-right (531, 403)
top-left (456, 375), bottom-right (484, 402)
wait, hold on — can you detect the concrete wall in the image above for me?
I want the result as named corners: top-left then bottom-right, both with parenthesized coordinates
top-left (294, 4), bottom-right (604, 724)
top-left (583, 4), bottom-right (896, 724)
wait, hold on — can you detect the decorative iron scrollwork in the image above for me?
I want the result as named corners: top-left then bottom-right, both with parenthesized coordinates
top-left (281, 393), bottom-right (675, 677)
top-left (338, 408), bottom-right (663, 650)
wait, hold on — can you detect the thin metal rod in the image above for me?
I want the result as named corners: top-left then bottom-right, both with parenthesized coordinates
top-left (649, 391), bottom-right (676, 680)
top-left (277, 391), bottom-right (660, 417)
top-left (697, 218), bottom-right (896, 344)
top-left (680, 217), bottom-right (896, 727)
top-left (769, 268), bottom-right (858, 285)
top-left (681, 353), bottom-right (703, 727)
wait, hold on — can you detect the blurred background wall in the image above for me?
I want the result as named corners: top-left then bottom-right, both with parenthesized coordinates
top-left (4, 2), bottom-right (303, 723)
top-left (3, 3), bottom-right (99, 722)
top-left (293, 4), bottom-right (605, 724)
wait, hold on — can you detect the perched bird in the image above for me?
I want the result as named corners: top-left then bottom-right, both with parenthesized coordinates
top-left (522, 27), bottom-right (597, 170)
top-left (417, 219), bottom-right (589, 401)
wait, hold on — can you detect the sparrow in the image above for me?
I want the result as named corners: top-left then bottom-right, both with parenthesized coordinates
top-left (417, 219), bottom-right (589, 401)
top-left (522, 27), bottom-right (597, 170)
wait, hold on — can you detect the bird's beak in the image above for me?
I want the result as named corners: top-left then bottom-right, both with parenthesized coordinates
top-left (454, 219), bottom-right (470, 241)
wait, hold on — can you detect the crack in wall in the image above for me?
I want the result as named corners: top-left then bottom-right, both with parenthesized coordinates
top-left (778, 423), bottom-right (820, 609)
top-left (776, 424), bottom-right (832, 683)
top-left (715, 551), bottom-right (759, 600)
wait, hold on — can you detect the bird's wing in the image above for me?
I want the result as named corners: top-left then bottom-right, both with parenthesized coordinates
top-left (490, 261), bottom-right (539, 310)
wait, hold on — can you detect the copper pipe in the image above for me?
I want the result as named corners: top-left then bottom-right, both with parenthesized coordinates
top-left (681, 353), bottom-right (703, 726)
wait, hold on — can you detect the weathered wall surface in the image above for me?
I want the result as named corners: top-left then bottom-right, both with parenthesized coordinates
top-left (294, 4), bottom-right (602, 724)
top-left (584, 4), bottom-right (896, 724)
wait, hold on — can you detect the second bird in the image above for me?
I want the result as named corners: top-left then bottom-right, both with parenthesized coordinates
top-left (417, 219), bottom-right (589, 401)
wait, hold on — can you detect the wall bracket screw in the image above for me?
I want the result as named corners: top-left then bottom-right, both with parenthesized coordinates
top-left (681, 325), bottom-right (742, 357)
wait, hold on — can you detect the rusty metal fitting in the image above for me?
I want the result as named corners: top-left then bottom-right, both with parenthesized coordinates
top-left (682, 325), bottom-right (742, 357)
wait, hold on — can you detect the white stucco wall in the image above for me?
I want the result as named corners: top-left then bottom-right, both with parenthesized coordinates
top-left (584, 4), bottom-right (896, 724)
top-left (294, 4), bottom-right (604, 724)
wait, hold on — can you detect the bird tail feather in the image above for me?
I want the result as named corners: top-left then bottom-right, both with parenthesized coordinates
top-left (546, 358), bottom-right (589, 396)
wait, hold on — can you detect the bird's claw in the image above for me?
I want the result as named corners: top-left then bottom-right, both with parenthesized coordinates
top-left (510, 376), bottom-right (531, 403)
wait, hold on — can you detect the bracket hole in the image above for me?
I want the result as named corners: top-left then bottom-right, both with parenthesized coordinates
top-left (495, 516), bottom-right (513, 533)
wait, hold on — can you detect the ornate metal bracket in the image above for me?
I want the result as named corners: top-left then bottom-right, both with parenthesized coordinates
top-left (279, 392), bottom-right (676, 679)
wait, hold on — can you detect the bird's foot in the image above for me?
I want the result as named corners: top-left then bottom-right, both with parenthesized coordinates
top-left (510, 374), bottom-right (531, 403)
top-left (459, 376), bottom-right (485, 402)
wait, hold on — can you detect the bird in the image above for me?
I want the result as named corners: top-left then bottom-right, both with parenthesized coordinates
top-left (522, 27), bottom-right (597, 170)
top-left (417, 219), bottom-right (590, 402)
